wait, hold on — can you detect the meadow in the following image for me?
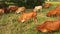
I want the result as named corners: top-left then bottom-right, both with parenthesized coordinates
top-left (0, 2), bottom-right (60, 34)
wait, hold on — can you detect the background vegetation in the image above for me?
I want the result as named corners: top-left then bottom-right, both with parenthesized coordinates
top-left (0, 0), bottom-right (45, 8)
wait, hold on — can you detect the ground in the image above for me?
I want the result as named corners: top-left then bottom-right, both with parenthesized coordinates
top-left (0, 2), bottom-right (60, 34)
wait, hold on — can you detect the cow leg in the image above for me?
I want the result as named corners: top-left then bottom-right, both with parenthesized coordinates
top-left (10, 10), bottom-right (12, 12)
top-left (46, 32), bottom-right (52, 34)
top-left (21, 11), bottom-right (25, 14)
top-left (46, 32), bottom-right (49, 34)
top-left (56, 14), bottom-right (60, 18)
top-left (33, 17), bottom-right (37, 23)
top-left (39, 9), bottom-right (42, 15)
top-left (40, 8), bottom-right (42, 13)
top-left (37, 31), bottom-right (40, 34)
top-left (25, 21), bottom-right (28, 24)
top-left (49, 31), bottom-right (52, 34)
top-left (24, 19), bottom-right (28, 24)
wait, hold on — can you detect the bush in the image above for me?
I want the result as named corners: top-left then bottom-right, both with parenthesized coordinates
top-left (1, 0), bottom-right (45, 8)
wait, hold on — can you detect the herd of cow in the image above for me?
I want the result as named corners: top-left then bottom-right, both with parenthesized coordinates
top-left (46, 3), bottom-right (60, 17)
top-left (0, 3), bottom-right (60, 34)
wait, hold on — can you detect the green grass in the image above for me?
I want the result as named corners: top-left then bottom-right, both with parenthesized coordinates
top-left (0, 3), bottom-right (60, 34)
top-left (46, 1), bottom-right (60, 4)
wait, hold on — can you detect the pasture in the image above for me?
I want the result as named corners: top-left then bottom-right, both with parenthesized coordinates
top-left (0, 2), bottom-right (60, 34)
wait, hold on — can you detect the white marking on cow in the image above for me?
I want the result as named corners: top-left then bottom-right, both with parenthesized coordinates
top-left (21, 20), bottom-right (25, 22)
top-left (16, 11), bottom-right (21, 13)
top-left (42, 29), bottom-right (48, 32)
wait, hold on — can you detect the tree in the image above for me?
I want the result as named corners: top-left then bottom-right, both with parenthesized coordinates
top-left (0, 0), bottom-right (45, 8)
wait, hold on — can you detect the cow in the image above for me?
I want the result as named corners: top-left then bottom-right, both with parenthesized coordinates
top-left (8, 5), bottom-right (18, 12)
top-left (0, 9), bottom-right (4, 16)
top-left (17, 11), bottom-right (37, 24)
top-left (16, 6), bottom-right (26, 14)
top-left (46, 10), bottom-right (57, 17)
top-left (33, 6), bottom-right (42, 13)
top-left (36, 20), bottom-right (60, 34)
top-left (43, 3), bottom-right (52, 8)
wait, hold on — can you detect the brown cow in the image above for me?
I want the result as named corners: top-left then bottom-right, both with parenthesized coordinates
top-left (46, 10), bottom-right (57, 17)
top-left (43, 3), bottom-right (52, 8)
top-left (8, 5), bottom-right (18, 12)
top-left (0, 9), bottom-right (4, 16)
top-left (17, 11), bottom-right (37, 23)
top-left (36, 20), bottom-right (60, 34)
top-left (46, 3), bottom-right (60, 17)
top-left (16, 6), bottom-right (26, 14)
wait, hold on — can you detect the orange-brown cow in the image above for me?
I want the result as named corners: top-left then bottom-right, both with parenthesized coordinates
top-left (8, 5), bottom-right (18, 12)
top-left (36, 20), bottom-right (60, 34)
top-left (46, 3), bottom-right (60, 17)
top-left (46, 10), bottom-right (57, 17)
top-left (17, 11), bottom-right (37, 23)
top-left (16, 6), bottom-right (26, 14)
top-left (43, 3), bottom-right (52, 8)
top-left (0, 9), bottom-right (4, 16)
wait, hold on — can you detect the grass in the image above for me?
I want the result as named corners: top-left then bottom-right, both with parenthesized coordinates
top-left (0, 3), bottom-right (60, 34)
top-left (46, 1), bottom-right (60, 5)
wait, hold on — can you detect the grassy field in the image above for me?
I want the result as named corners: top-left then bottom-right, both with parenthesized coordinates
top-left (46, 1), bottom-right (60, 5)
top-left (0, 3), bottom-right (60, 34)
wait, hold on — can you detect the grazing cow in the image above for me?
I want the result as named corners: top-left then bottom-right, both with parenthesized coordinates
top-left (43, 3), bottom-right (52, 8)
top-left (46, 10), bottom-right (57, 17)
top-left (36, 20), bottom-right (60, 34)
top-left (46, 3), bottom-right (60, 17)
top-left (0, 9), bottom-right (4, 16)
top-left (8, 5), bottom-right (18, 12)
top-left (16, 6), bottom-right (26, 14)
top-left (17, 11), bottom-right (37, 23)
top-left (33, 6), bottom-right (42, 13)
